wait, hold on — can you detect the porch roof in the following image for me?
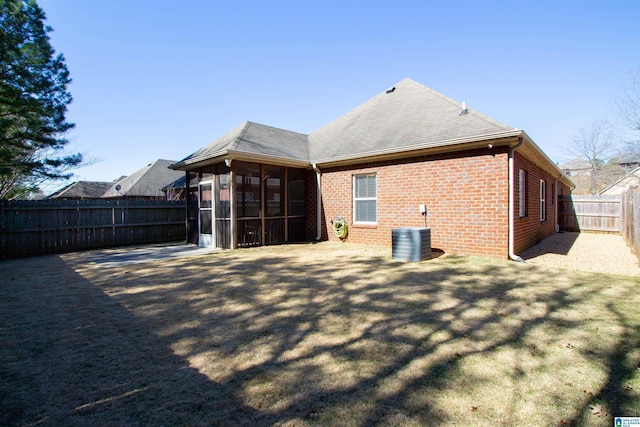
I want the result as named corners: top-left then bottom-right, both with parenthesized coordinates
top-left (171, 121), bottom-right (309, 170)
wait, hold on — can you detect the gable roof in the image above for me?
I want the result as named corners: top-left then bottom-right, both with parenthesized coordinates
top-left (49, 180), bottom-right (114, 199)
top-left (171, 78), bottom-right (572, 188)
top-left (308, 78), bottom-right (519, 164)
top-left (171, 121), bottom-right (309, 170)
top-left (102, 159), bottom-right (184, 198)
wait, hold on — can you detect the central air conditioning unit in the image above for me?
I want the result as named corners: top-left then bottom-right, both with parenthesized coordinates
top-left (392, 227), bottom-right (431, 262)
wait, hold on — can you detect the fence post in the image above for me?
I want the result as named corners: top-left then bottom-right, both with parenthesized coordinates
top-left (634, 186), bottom-right (639, 257)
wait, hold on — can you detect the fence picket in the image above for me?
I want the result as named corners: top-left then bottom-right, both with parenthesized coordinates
top-left (0, 199), bottom-right (185, 258)
top-left (621, 186), bottom-right (639, 257)
top-left (560, 188), bottom-right (639, 260)
top-left (559, 195), bottom-right (621, 233)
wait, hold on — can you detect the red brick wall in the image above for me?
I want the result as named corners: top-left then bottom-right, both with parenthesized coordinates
top-left (512, 152), bottom-right (570, 254)
top-left (319, 147), bottom-right (511, 257)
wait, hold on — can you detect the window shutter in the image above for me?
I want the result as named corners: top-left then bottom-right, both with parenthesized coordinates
top-left (519, 169), bottom-right (526, 217)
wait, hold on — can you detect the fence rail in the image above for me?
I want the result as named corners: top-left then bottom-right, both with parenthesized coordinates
top-left (1, 199), bottom-right (185, 258)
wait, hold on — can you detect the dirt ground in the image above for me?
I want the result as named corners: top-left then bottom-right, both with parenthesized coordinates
top-left (521, 232), bottom-right (640, 276)
top-left (1, 240), bottom-right (639, 426)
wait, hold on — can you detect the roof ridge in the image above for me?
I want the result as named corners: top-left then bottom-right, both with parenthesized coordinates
top-left (410, 80), bottom-right (514, 131)
top-left (244, 120), bottom-right (308, 137)
top-left (232, 121), bottom-right (252, 151)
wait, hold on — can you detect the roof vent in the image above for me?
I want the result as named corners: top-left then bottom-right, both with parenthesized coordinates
top-left (385, 86), bottom-right (396, 94)
top-left (459, 101), bottom-right (469, 115)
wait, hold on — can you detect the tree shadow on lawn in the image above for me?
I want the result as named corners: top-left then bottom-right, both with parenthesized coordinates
top-left (0, 256), bottom-right (264, 426)
top-left (520, 231), bottom-right (580, 259)
top-left (2, 245), bottom-right (639, 426)
top-left (84, 244), bottom-right (640, 426)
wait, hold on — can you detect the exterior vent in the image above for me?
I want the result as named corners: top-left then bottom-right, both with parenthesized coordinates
top-left (392, 227), bottom-right (431, 262)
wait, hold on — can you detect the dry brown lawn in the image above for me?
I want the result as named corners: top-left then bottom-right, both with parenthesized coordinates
top-left (1, 242), bottom-right (639, 426)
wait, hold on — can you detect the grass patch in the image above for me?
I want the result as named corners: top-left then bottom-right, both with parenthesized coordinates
top-left (1, 242), bottom-right (639, 426)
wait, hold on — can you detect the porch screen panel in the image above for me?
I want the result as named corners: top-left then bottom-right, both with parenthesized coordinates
top-left (187, 173), bottom-right (199, 244)
top-left (215, 173), bottom-right (231, 249)
top-left (235, 162), bottom-right (260, 217)
top-left (288, 168), bottom-right (305, 216)
top-left (264, 165), bottom-right (284, 217)
top-left (287, 217), bottom-right (306, 241)
top-left (265, 218), bottom-right (285, 244)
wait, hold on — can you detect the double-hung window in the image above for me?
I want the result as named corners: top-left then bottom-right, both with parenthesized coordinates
top-left (540, 179), bottom-right (546, 222)
top-left (354, 173), bottom-right (377, 224)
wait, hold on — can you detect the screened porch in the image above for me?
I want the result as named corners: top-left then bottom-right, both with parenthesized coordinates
top-left (186, 161), bottom-right (308, 249)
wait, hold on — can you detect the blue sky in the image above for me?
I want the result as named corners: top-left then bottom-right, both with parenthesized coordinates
top-left (37, 0), bottom-right (640, 185)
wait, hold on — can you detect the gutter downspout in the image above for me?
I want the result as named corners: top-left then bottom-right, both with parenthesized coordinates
top-left (508, 137), bottom-right (525, 262)
top-left (554, 178), bottom-right (560, 232)
top-left (312, 163), bottom-right (322, 241)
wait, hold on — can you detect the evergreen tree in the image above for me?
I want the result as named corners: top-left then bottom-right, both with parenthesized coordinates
top-left (0, 0), bottom-right (81, 199)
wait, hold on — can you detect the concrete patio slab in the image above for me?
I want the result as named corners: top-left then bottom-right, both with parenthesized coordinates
top-left (80, 243), bottom-right (219, 267)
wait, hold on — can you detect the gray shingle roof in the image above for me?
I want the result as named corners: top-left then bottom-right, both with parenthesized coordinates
top-left (48, 181), bottom-right (114, 199)
top-left (612, 152), bottom-right (640, 165)
top-left (173, 79), bottom-right (520, 170)
top-left (559, 158), bottom-right (592, 171)
top-left (308, 78), bottom-right (517, 163)
top-left (171, 121), bottom-right (309, 169)
top-left (102, 159), bottom-right (183, 198)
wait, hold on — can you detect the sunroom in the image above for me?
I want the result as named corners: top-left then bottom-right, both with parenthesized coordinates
top-left (170, 121), bottom-right (313, 249)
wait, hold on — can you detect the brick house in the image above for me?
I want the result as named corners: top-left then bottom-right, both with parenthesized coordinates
top-left (171, 78), bottom-right (574, 259)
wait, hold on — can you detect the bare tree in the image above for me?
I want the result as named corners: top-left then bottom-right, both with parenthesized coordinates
top-left (616, 67), bottom-right (640, 134)
top-left (568, 119), bottom-right (619, 194)
top-left (612, 68), bottom-right (640, 179)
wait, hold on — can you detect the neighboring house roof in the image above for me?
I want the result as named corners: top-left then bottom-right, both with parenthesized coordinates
top-left (162, 175), bottom-right (187, 191)
top-left (612, 152), bottom-right (640, 167)
top-left (49, 181), bottom-right (114, 199)
top-left (171, 121), bottom-right (309, 169)
top-left (102, 159), bottom-right (184, 198)
top-left (161, 173), bottom-right (199, 191)
top-left (559, 158), bottom-right (592, 171)
top-left (599, 167), bottom-right (640, 195)
top-left (308, 78), bottom-right (517, 164)
top-left (559, 158), bottom-right (592, 178)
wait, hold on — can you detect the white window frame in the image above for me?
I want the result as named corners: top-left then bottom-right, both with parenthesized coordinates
top-left (519, 169), bottom-right (526, 217)
top-left (540, 179), bottom-right (546, 222)
top-left (353, 173), bottom-right (377, 224)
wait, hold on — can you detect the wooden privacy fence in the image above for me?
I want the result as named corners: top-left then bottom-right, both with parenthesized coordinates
top-left (621, 185), bottom-right (640, 256)
top-left (0, 199), bottom-right (186, 258)
top-left (559, 195), bottom-right (621, 233)
top-left (559, 189), bottom-right (639, 260)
